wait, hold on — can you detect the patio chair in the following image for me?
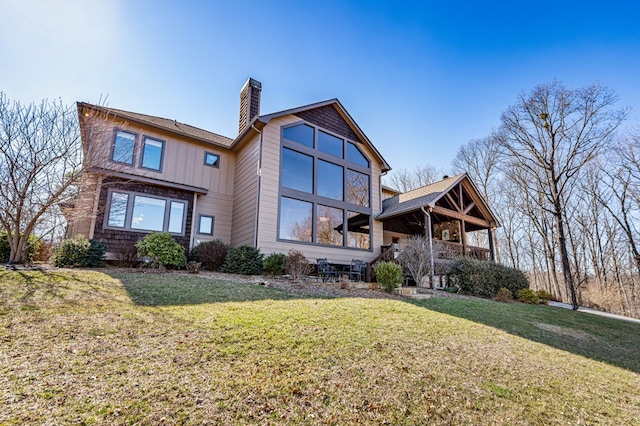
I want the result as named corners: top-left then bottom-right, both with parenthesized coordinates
top-left (349, 259), bottom-right (366, 282)
top-left (317, 258), bottom-right (338, 282)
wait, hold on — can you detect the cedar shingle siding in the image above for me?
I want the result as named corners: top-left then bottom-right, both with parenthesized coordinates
top-left (296, 105), bottom-right (362, 143)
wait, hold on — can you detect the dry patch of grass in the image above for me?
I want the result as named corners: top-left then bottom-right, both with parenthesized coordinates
top-left (1, 269), bottom-right (639, 425)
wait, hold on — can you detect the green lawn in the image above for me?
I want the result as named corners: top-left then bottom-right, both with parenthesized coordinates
top-left (1, 270), bottom-right (639, 425)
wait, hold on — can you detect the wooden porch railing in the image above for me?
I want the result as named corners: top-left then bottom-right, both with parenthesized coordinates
top-left (438, 241), bottom-right (491, 261)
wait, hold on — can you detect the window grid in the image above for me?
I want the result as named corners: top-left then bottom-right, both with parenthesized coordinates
top-left (279, 122), bottom-right (372, 250)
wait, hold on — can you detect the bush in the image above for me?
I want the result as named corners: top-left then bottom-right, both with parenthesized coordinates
top-left (263, 252), bottom-right (286, 276)
top-left (135, 232), bottom-right (186, 269)
top-left (221, 245), bottom-right (263, 275)
top-left (446, 258), bottom-right (529, 298)
top-left (53, 235), bottom-right (106, 268)
top-left (374, 261), bottom-right (403, 292)
top-left (495, 287), bottom-right (514, 302)
top-left (517, 288), bottom-right (541, 304)
top-left (113, 242), bottom-right (140, 267)
top-left (0, 232), bottom-right (42, 263)
top-left (32, 240), bottom-right (54, 263)
top-left (536, 289), bottom-right (554, 302)
top-left (190, 239), bottom-right (228, 271)
top-left (284, 250), bottom-right (313, 281)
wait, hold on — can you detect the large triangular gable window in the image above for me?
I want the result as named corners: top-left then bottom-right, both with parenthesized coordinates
top-left (278, 123), bottom-right (372, 250)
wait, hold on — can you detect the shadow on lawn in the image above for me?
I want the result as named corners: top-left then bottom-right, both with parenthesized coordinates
top-left (408, 297), bottom-right (640, 374)
top-left (110, 271), bottom-right (311, 306)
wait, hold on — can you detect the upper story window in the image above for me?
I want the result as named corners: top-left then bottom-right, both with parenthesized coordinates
top-left (283, 123), bottom-right (314, 147)
top-left (140, 137), bottom-right (164, 171)
top-left (111, 130), bottom-right (136, 165)
top-left (105, 189), bottom-right (186, 235)
top-left (278, 122), bottom-right (372, 250)
top-left (204, 152), bottom-right (220, 168)
top-left (281, 147), bottom-right (313, 193)
top-left (347, 142), bottom-right (369, 168)
top-left (318, 130), bottom-right (343, 158)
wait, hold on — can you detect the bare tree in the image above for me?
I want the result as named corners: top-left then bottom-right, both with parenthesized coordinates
top-left (383, 164), bottom-right (444, 192)
top-left (397, 235), bottom-right (432, 287)
top-left (451, 136), bottom-right (501, 202)
top-left (396, 236), bottom-right (460, 287)
top-left (0, 95), bottom-right (82, 263)
top-left (0, 94), bottom-right (115, 263)
top-left (496, 81), bottom-right (627, 310)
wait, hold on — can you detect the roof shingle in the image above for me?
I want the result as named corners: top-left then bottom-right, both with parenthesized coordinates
top-left (78, 102), bottom-right (234, 148)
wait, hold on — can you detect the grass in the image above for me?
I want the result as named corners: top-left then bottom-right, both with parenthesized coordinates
top-left (411, 296), bottom-right (640, 373)
top-left (1, 269), bottom-right (639, 425)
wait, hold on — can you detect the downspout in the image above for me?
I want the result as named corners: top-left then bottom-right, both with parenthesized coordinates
top-left (378, 171), bottom-right (387, 215)
top-left (190, 192), bottom-right (198, 250)
top-left (253, 124), bottom-right (263, 248)
top-left (421, 206), bottom-right (435, 288)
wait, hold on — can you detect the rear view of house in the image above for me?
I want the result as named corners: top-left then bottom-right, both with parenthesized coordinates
top-left (67, 78), bottom-right (498, 278)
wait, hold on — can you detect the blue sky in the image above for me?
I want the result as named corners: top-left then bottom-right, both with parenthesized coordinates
top-left (2, 0), bottom-right (639, 172)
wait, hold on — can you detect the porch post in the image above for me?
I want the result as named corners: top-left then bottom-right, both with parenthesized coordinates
top-left (488, 227), bottom-right (496, 262)
top-left (424, 207), bottom-right (435, 288)
top-left (461, 220), bottom-right (467, 257)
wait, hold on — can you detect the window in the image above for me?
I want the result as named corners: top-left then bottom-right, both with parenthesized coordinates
top-left (204, 152), bottom-right (220, 167)
top-left (347, 211), bottom-right (371, 249)
top-left (346, 169), bottom-right (370, 207)
top-left (283, 123), bottom-right (314, 147)
top-left (278, 122), bottom-right (372, 249)
top-left (347, 142), bottom-right (369, 168)
top-left (279, 197), bottom-right (312, 242)
top-left (316, 205), bottom-right (343, 246)
top-left (111, 131), bottom-right (136, 164)
top-left (168, 202), bottom-right (185, 233)
top-left (105, 190), bottom-right (186, 235)
top-left (197, 215), bottom-right (214, 235)
top-left (131, 196), bottom-right (166, 231)
top-left (107, 192), bottom-right (129, 227)
top-left (318, 130), bottom-right (343, 158)
top-left (140, 137), bottom-right (164, 171)
top-left (281, 148), bottom-right (313, 193)
top-left (317, 160), bottom-right (343, 201)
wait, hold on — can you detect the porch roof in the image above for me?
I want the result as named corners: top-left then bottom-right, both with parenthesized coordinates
top-left (378, 174), bottom-right (464, 220)
top-left (377, 173), bottom-right (500, 230)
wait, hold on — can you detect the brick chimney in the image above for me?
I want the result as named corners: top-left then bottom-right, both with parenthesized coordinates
top-left (238, 77), bottom-right (262, 133)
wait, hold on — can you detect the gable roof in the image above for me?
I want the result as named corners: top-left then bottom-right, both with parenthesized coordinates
top-left (377, 173), bottom-right (499, 227)
top-left (235, 99), bottom-right (391, 172)
top-left (77, 102), bottom-right (234, 148)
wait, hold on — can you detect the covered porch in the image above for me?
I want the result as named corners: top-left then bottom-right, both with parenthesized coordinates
top-left (374, 174), bottom-right (499, 287)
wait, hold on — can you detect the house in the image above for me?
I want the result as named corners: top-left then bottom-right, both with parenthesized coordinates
top-left (67, 78), bottom-right (499, 281)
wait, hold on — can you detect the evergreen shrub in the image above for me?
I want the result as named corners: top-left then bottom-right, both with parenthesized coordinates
top-left (263, 252), bottom-right (286, 276)
top-left (221, 245), bottom-right (263, 275)
top-left (53, 235), bottom-right (105, 268)
top-left (135, 232), bottom-right (186, 269)
top-left (374, 261), bottom-right (403, 292)
top-left (447, 257), bottom-right (529, 298)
